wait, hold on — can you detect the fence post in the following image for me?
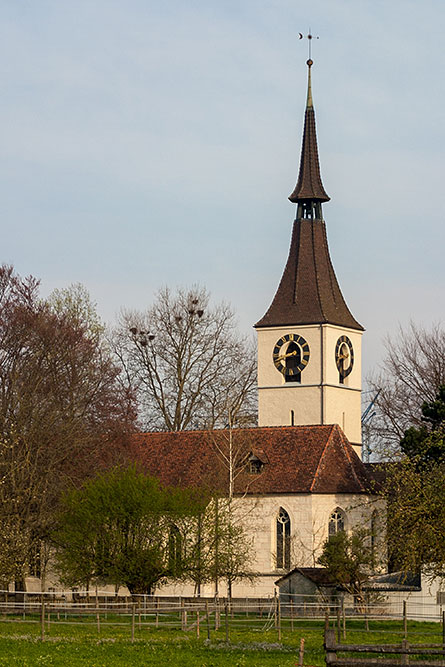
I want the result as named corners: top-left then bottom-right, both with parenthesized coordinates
top-left (442, 610), bottom-right (445, 646)
top-left (324, 628), bottom-right (336, 665)
top-left (274, 591), bottom-right (278, 628)
top-left (277, 598), bottom-right (281, 642)
top-left (181, 598), bottom-right (186, 631)
top-left (224, 602), bottom-right (229, 642)
top-left (215, 597), bottom-right (220, 631)
top-left (290, 598), bottom-right (294, 632)
top-left (155, 597), bottom-right (159, 628)
top-left (40, 599), bottom-right (45, 642)
top-left (196, 609), bottom-right (200, 638)
top-left (299, 637), bottom-right (305, 667)
top-left (401, 638), bottom-right (409, 665)
top-left (336, 603), bottom-right (341, 643)
top-left (342, 598), bottom-right (346, 640)
top-left (205, 600), bottom-right (210, 640)
top-left (324, 610), bottom-right (329, 634)
top-left (403, 600), bottom-right (407, 639)
top-left (131, 603), bottom-right (136, 643)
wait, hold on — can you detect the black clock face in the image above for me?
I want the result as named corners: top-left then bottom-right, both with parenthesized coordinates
top-left (335, 335), bottom-right (354, 379)
top-left (272, 333), bottom-right (310, 376)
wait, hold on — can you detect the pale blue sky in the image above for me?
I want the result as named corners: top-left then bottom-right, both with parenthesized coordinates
top-left (1, 0), bottom-right (444, 380)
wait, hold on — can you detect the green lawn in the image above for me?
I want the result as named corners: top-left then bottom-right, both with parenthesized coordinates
top-left (0, 615), bottom-right (442, 666)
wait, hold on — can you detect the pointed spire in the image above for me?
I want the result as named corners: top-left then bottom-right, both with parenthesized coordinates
top-left (255, 58), bottom-right (362, 332)
top-left (289, 59), bottom-right (330, 205)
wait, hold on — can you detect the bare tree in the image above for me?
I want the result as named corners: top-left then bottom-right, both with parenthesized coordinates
top-left (111, 287), bottom-right (257, 431)
top-left (367, 322), bottom-right (445, 459)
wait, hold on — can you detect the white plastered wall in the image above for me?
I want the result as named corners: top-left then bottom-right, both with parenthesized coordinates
top-left (157, 492), bottom-right (379, 598)
top-left (257, 324), bottom-right (363, 452)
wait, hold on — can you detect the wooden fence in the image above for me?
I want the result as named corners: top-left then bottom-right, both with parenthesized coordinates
top-left (324, 627), bottom-right (445, 667)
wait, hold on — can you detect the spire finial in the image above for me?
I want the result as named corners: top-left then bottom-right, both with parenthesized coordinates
top-left (298, 30), bottom-right (319, 60)
top-left (306, 58), bottom-right (313, 108)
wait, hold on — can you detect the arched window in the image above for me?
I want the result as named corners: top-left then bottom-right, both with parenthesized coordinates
top-left (276, 508), bottom-right (291, 570)
top-left (328, 508), bottom-right (346, 538)
top-left (285, 342), bottom-right (301, 383)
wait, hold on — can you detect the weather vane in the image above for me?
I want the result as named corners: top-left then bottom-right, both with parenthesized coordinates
top-left (298, 30), bottom-right (319, 60)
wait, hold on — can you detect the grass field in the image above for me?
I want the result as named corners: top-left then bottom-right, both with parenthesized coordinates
top-left (0, 614), bottom-right (442, 666)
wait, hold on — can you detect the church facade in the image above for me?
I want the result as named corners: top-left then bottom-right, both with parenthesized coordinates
top-left (134, 57), bottom-right (379, 597)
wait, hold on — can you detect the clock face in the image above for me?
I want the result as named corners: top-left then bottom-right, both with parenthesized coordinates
top-left (335, 335), bottom-right (354, 379)
top-left (272, 333), bottom-right (310, 376)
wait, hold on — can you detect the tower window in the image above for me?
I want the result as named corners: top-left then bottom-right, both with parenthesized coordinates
top-left (290, 409), bottom-right (295, 426)
top-left (285, 342), bottom-right (301, 383)
top-left (276, 507), bottom-right (291, 570)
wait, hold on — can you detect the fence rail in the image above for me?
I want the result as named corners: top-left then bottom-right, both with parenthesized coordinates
top-left (324, 627), bottom-right (445, 667)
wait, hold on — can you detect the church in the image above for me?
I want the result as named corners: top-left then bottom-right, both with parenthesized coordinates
top-left (132, 56), bottom-right (380, 597)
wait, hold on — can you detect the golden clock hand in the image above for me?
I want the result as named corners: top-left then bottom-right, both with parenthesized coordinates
top-left (276, 350), bottom-right (298, 362)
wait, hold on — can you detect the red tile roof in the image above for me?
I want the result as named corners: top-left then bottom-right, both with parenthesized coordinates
top-left (130, 424), bottom-right (373, 496)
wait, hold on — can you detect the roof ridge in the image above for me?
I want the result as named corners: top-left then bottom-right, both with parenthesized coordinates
top-left (136, 424), bottom-right (335, 437)
top-left (309, 424), bottom-right (335, 492)
top-left (311, 217), bottom-right (326, 321)
top-left (334, 424), bottom-right (365, 491)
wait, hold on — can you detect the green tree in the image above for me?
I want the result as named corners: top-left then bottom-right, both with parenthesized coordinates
top-left (53, 466), bottom-right (206, 595)
top-left (317, 529), bottom-right (376, 603)
top-left (47, 283), bottom-right (104, 337)
top-left (384, 458), bottom-right (445, 579)
top-left (184, 497), bottom-right (256, 598)
top-left (382, 388), bottom-right (445, 579)
top-left (400, 385), bottom-right (445, 464)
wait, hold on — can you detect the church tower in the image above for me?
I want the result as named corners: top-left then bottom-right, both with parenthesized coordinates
top-left (255, 58), bottom-right (364, 457)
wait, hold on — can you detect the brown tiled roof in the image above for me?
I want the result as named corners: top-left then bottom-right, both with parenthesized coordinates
top-left (288, 104), bottom-right (329, 203)
top-left (255, 218), bottom-right (364, 329)
top-left (275, 567), bottom-right (336, 586)
top-left (129, 424), bottom-right (373, 496)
